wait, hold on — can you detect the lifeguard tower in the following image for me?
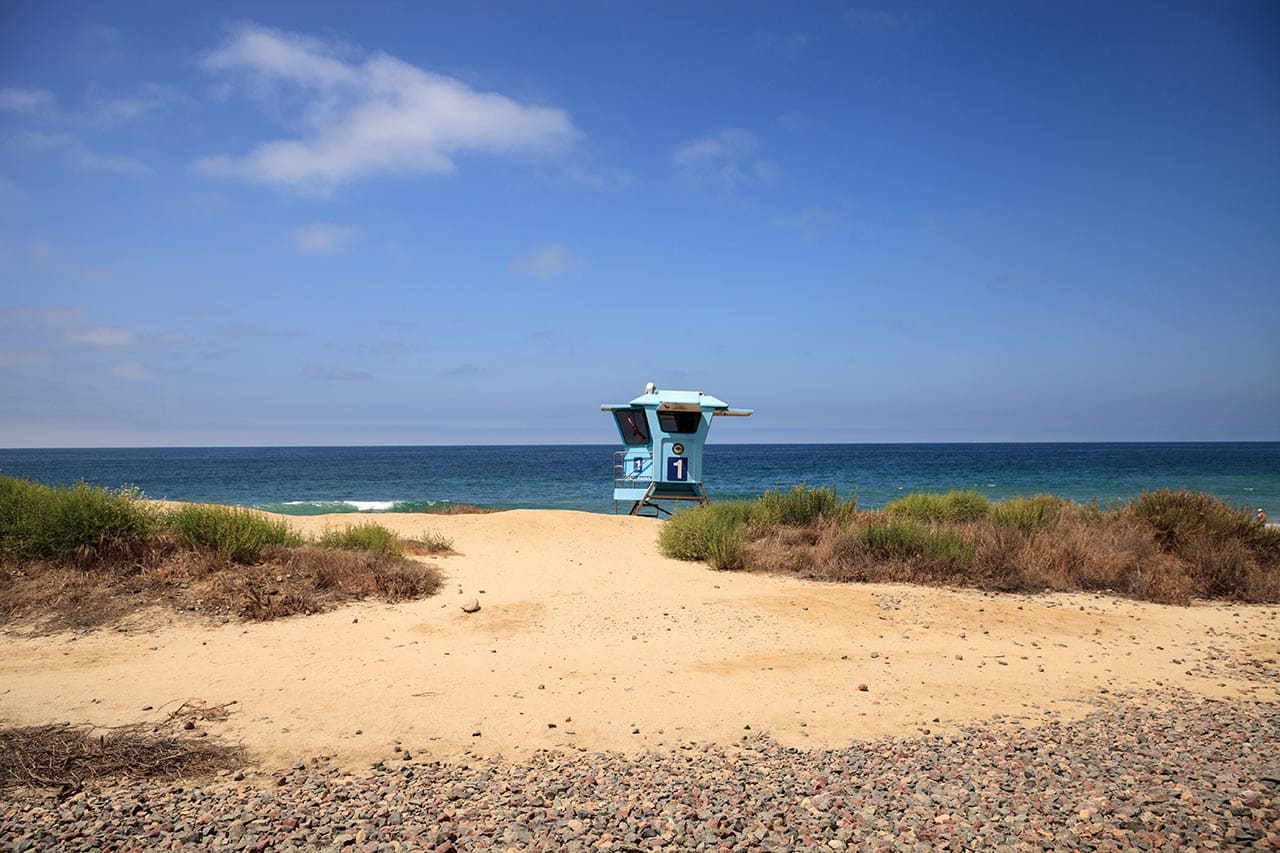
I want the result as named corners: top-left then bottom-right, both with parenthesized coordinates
top-left (602, 382), bottom-right (751, 516)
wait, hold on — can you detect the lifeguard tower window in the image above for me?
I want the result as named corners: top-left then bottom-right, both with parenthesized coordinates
top-left (658, 411), bottom-right (701, 433)
top-left (614, 408), bottom-right (650, 445)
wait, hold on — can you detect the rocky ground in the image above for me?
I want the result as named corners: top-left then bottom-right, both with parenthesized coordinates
top-left (3, 691), bottom-right (1277, 852)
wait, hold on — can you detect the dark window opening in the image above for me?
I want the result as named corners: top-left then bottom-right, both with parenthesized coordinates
top-left (658, 411), bottom-right (701, 434)
top-left (614, 408), bottom-right (650, 445)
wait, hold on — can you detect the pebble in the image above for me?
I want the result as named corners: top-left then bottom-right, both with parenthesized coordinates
top-left (3, 692), bottom-right (1277, 851)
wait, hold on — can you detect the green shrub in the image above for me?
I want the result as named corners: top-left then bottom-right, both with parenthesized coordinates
top-left (1128, 489), bottom-right (1262, 550)
top-left (411, 531), bottom-right (454, 554)
top-left (886, 490), bottom-right (990, 523)
top-left (317, 522), bottom-right (403, 557)
top-left (166, 504), bottom-right (301, 563)
top-left (990, 494), bottom-right (1068, 531)
top-left (755, 484), bottom-right (855, 526)
top-left (858, 517), bottom-right (974, 563)
top-left (658, 501), bottom-right (754, 569)
top-left (0, 475), bottom-right (158, 563)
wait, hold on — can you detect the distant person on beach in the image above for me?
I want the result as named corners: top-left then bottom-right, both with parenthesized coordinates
top-left (1257, 508), bottom-right (1268, 525)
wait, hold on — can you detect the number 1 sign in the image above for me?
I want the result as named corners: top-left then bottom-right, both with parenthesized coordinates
top-left (666, 456), bottom-right (688, 482)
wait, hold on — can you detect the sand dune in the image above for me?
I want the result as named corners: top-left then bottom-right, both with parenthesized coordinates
top-left (1, 510), bottom-right (1276, 771)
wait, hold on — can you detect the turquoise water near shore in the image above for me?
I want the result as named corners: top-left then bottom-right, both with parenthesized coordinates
top-left (1, 443), bottom-right (1276, 516)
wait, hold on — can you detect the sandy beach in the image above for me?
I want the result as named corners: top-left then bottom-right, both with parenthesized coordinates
top-left (2, 509), bottom-right (1276, 772)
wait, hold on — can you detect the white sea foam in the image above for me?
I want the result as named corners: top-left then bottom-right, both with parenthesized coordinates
top-left (344, 500), bottom-right (397, 512)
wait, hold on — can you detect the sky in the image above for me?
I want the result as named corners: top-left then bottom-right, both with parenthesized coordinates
top-left (1, 1), bottom-right (1277, 446)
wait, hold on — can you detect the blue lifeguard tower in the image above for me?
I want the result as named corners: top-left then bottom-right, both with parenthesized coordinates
top-left (602, 382), bottom-right (751, 516)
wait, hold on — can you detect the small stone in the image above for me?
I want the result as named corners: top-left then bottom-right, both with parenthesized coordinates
top-left (858, 683), bottom-right (869, 692)
top-left (461, 599), bottom-right (481, 613)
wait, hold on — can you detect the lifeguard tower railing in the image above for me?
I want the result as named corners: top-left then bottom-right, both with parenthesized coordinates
top-left (611, 449), bottom-right (710, 515)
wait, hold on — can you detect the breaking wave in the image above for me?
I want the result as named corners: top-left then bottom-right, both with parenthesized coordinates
top-left (252, 499), bottom-right (463, 515)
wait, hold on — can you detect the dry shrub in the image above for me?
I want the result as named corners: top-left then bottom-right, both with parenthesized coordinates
top-left (2, 543), bottom-right (443, 634)
top-left (745, 524), bottom-right (825, 577)
top-left (727, 501), bottom-right (1249, 606)
top-left (0, 701), bottom-right (243, 791)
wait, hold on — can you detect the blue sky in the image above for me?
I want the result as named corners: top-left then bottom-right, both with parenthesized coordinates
top-left (1, 1), bottom-right (1277, 446)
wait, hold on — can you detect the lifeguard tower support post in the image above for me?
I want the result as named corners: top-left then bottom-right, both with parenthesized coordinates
top-left (602, 382), bottom-right (751, 516)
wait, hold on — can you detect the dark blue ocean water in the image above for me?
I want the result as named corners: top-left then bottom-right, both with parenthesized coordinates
top-left (1, 444), bottom-right (1277, 516)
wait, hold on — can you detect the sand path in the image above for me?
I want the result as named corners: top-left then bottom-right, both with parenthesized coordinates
top-left (1, 510), bottom-right (1276, 771)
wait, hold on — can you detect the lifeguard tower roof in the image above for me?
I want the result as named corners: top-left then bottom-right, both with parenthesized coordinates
top-left (602, 387), bottom-right (752, 416)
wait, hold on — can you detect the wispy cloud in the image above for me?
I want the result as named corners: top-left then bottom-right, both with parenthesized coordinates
top-left (85, 82), bottom-right (185, 126)
top-left (60, 325), bottom-right (139, 347)
top-left (291, 222), bottom-right (360, 254)
top-left (773, 206), bottom-right (837, 241)
top-left (0, 86), bottom-right (55, 114)
top-left (508, 243), bottom-right (578, 280)
top-left (112, 361), bottom-right (153, 380)
top-left (4, 304), bottom-right (87, 325)
top-left (220, 322), bottom-right (304, 339)
top-left (194, 22), bottom-right (579, 193)
top-left (561, 164), bottom-right (635, 190)
top-left (673, 128), bottom-right (778, 189)
top-left (11, 130), bottom-right (152, 176)
top-left (442, 363), bottom-right (484, 377)
top-left (303, 364), bottom-right (374, 382)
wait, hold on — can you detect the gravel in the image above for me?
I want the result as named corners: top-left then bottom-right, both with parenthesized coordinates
top-left (3, 691), bottom-right (1277, 851)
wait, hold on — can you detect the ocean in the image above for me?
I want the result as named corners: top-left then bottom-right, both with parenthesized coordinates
top-left (1, 443), bottom-right (1276, 516)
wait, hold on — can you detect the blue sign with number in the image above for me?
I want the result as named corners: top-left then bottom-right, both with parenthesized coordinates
top-left (666, 456), bottom-right (688, 481)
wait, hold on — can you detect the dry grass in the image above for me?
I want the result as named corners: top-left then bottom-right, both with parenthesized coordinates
top-left (0, 700), bottom-right (244, 792)
top-left (0, 540), bottom-right (443, 634)
top-left (675, 489), bottom-right (1280, 606)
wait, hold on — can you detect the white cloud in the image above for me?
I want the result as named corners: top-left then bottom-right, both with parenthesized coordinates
top-left (194, 22), bottom-right (579, 193)
top-left (773, 206), bottom-right (836, 241)
top-left (507, 243), bottom-right (578, 280)
top-left (11, 130), bottom-right (152, 176)
top-left (86, 83), bottom-right (185, 125)
top-left (303, 364), bottom-right (374, 382)
top-left (60, 326), bottom-right (139, 347)
top-left (0, 87), bottom-right (55, 113)
top-left (673, 128), bottom-right (778, 189)
top-left (291, 222), bottom-right (360, 254)
top-left (4, 305), bottom-right (86, 325)
top-left (112, 361), bottom-right (152, 380)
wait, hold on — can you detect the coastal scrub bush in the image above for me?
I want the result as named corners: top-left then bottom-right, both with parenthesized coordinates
top-left (755, 484), bottom-right (855, 526)
top-left (1129, 489), bottom-right (1263, 550)
top-left (857, 517), bottom-right (975, 564)
top-left (0, 474), bottom-right (450, 632)
top-left (1127, 489), bottom-right (1280, 600)
top-left (166, 504), bottom-right (302, 563)
top-left (660, 485), bottom-right (1278, 606)
top-left (989, 494), bottom-right (1069, 531)
top-left (0, 475), bottom-right (158, 563)
top-left (658, 501), bottom-right (754, 569)
top-left (886, 490), bottom-right (990, 524)
top-left (407, 530), bottom-right (454, 555)
top-left (317, 522), bottom-right (403, 557)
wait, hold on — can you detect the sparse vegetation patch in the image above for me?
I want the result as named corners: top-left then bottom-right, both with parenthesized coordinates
top-left (0, 475), bottom-right (446, 633)
top-left (660, 486), bottom-right (1279, 605)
